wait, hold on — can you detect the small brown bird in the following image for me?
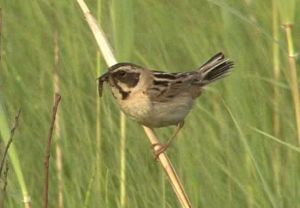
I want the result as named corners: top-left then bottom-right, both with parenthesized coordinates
top-left (98, 52), bottom-right (233, 157)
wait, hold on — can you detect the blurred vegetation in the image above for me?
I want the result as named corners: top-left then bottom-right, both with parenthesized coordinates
top-left (0, 0), bottom-right (300, 207)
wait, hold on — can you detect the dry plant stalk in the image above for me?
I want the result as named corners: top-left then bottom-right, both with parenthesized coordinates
top-left (0, 109), bottom-right (21, 208)
top-left (44, 93), bottom-right (62, 208)
top-left (2, 163), bottom-right (8, 191)
top-left (271, 0), bottom-right (281, 197)
top-left (0, 109), bottom-right (24, 207)
top-left (0, 109), bottom-right (21, 177)
top-left (76, 1), bottom-right (192, 207)
top-left (96, 52), bottom-right (102, 192)
top-left (0, 164), bottom-right (9, 208)
top-left (120, 111), bottom-right (127, 207)
top-left (282, 23), bottom-right (300, 145)
top-left (272, 1), bottom-right (280, 138)
top-left (0, 8), bottom-right (2, 62)
top-left (53, 30), bottom-right (64, 208)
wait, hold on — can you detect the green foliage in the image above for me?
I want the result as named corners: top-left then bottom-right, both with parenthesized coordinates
top-left (0, 0), bottom-right (299, 207)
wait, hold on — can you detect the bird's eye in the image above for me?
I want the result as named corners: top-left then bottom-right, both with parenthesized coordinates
top-left (118, 71), bottom-right (126, 77)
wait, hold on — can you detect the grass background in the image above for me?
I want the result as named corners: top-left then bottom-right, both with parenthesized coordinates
top-left (0, 0), bottom-right (300, 207)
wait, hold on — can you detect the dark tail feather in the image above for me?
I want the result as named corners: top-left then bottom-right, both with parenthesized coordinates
top-left (198, 52), bottom-right (234, 85)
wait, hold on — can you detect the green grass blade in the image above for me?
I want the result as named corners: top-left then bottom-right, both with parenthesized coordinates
top-left (251, 127), bottom-right (300, 154)
top-left (225, 104), bottom-right (277, 208)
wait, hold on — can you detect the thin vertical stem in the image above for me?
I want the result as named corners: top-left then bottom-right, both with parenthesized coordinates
top-left (51, 0), bottom-right (64, 205)
top-left (53, 30), bottom-right (64, 208)
top-left (161, 169), bottom-right (166, 208)
top-left (95, 51), bottom-right (102, 182)
top-left (272, 1), bottom-right (280, 137)
top-left (120, 112), bottom-right (126, 207)
top-left (272, 0), bottom-right (281, 199)
top-left (95, 0), bottom-right (103, 197)
top-left (283, 24), bottom-right (300, 145)
top-left (0, 9), bottom-right (4, 207)
top-left (0, 8), bottom-right (2, 64)
top-left (110, 1), bottom-right (131, 206)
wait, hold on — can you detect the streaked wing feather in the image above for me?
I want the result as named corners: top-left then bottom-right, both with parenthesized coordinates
top-left (147, 72), bottom-right (196, 102)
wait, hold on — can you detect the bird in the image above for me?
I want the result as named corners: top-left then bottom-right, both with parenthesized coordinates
top-left (98, 52), bottom-right (234, 157)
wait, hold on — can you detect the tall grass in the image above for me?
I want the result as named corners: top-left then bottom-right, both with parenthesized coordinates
top-left (53, 30), bottom-right (64, 208)
top-left (110, 0), bottom-right (134, 207)
top-left (275, 0), bottom-right (300, 147)
top-left (94, 0), bottom-right (103, 203)
top-left (0, 0), bottom-right (299, 207)
top-left (271, 0), bottom-right (282, 201)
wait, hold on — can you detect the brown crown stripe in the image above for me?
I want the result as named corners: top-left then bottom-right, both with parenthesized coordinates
top-left (108, 62), bottom-right (143, 71)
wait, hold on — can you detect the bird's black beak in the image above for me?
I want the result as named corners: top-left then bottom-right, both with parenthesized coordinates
top-left (97, 72), bottom-right (109, 97)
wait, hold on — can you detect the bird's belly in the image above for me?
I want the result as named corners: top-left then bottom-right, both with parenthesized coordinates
top-left (144, 99), bottom-right (194, 127)
top-left (118, 93), bottom-right (194, 128)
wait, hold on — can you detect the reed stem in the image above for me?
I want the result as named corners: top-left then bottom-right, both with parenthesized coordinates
top-left (283, 23), bottom-right (300, 145)
top-left (271, 0), bottom-right (281, 198)
top-left (272, 2), bottom-right (280, 137)
top-left (53, 30), bottom-right (64, 208)
top-left (120, 112), bottom-right (126, 207)
top-left (110, 1), bottom-right (132, 206)
top-left (95, 0), bottom-right (103, 198)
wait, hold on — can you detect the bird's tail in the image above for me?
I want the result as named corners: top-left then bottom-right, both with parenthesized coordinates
top-left (198, 52), bottom-right (234, 86)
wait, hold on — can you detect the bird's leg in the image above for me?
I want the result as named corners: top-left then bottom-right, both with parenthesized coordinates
top-left (152, 121), bottom-right (184, 159)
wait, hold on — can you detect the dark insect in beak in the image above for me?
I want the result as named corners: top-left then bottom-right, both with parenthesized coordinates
top-left (97, 73), bottom-right (109, 97)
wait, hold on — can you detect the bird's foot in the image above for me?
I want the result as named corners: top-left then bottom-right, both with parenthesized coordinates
top-left (152, 143), bottom-right (170, 160)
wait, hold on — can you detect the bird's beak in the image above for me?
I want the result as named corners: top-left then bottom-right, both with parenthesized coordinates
top-left (97, 72), bottom-right (109, 97)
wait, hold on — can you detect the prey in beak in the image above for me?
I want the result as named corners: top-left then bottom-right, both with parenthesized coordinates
top-left (97, 72), bottom-right (109, 97)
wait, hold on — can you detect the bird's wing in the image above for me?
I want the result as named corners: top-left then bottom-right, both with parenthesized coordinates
top-left (146, 71), bottom-right (199, 102)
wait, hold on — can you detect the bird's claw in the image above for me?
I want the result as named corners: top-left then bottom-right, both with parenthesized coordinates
top-left (152, 143), bottom-right (169, 160)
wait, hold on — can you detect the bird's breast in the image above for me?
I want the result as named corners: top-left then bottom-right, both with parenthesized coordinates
top-left (117, 91), bottom-right (152, 122)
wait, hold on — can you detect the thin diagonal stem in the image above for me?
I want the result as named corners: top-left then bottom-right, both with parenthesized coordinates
top-left (0, 109), bottom-right (21, 177)
top-left (44, 94), bottom-right (62, 208)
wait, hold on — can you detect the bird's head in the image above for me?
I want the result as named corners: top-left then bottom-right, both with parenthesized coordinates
top-left (98, 63), bottom-right (146, 100)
